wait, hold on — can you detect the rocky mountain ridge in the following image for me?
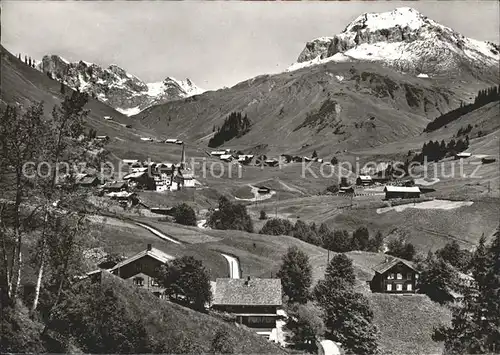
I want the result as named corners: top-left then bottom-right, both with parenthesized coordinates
top-left (294, 7), bottom-right (499, 79)
top-left (38, 55), bottom-right (204, 115)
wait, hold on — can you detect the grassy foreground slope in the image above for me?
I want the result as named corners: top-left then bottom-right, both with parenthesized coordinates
top-left (370, 293), bottom-right (451, 355)
top-left (96, 272), bottom-right (288, 354)
top-left (109, 219), bottom-right (451, 355)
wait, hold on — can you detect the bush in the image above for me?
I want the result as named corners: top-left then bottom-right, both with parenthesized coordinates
top-left (259, 218), bottom-right (293, 236)
top-left (172, 203), bottom-right (197, 226)
top-left (386, 236), bottom-right (416, 261)
top-left (210, 328), bottom-right (235, 354)
top-left (47, 283), bottom-right (152, 353)
top-left (325, 185), bottom-right (339, 193)
top-left (160, 256), bottom-right (212, 311)
top-left (207, 196), bottom-right (253, 232)
top-left (259, 210), bottom-right (267, 220)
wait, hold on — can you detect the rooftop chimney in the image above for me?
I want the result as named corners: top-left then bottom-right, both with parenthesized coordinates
top-left (147, 244), bottom-right (152, 251)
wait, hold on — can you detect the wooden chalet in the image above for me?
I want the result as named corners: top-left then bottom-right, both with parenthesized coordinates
top-left (356, 175), bottom-right (374, 186)
top-left (212, 277), bottom-right (282, 332)
top-left (103, 181), bottom-right (128, 193)
top-left (455, 152), bottom-right (472, 159)
top-left (76, 174), bottom-right (100, 187)
top-left (256, 186), bottom-right (271, 194)
top-left (370, 258), bottom-right (419, 293)
top-left (384, 185), bottom-right (421, 199)
top-left (108, 244), bottom-right (175, 298)
top-left (123, 171), bottom-right (155, 190)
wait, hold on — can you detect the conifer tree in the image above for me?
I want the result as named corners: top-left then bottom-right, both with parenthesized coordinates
top-left (277, 246), bottom-right (312, 304)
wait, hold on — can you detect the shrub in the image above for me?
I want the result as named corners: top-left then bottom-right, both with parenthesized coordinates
top-left (172, 203), bottom-right (197, 226)
top-left (207, 196), bottom-right (253, 232)
top-left (259, 218), bottom-right (293, 236)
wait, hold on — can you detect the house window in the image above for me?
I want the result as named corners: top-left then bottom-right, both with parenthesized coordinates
top-left (406, 273), bottom-right (412, 280)
top-left (406, 284), bottom-right (413, 291)
top-left (386, 284), bottom-right (392, 291)
top-left (387, 273), bottom-right (394, 280)
top-left (133, 277), bottom-right (144, 287)
top-left (396, 273), bottom-right (403, 280)
top-left (151, 278), bottom-right (160, 287)
top-left (396, 284), bottom-right (403, 291)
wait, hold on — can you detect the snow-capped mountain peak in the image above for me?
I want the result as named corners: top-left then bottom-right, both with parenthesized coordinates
top-left (343, 7), bottom-right (428, 33)
top-left (38, 55), bottom-right (205, 116)
top-left (292, 7), bottom-right (499, 78)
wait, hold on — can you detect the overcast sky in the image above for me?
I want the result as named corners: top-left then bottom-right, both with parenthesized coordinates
top-left (2, 1), bottom-right (499, 90)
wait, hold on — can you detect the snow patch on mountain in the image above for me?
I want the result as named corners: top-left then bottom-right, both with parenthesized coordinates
top-left (116, 106), bottom-right (142, 116)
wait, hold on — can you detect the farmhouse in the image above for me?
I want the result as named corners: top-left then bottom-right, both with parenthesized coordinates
top-left (339, 186), bottom-right (354, 193)
top-left (220, 154), bottom-right (233, 162)
top-left (265, 159), bottom-right (279, 167)
top-left (109, 244), bottom-right (175, 298)
top-left (384, 186), bottom-right (421, 199)
top-left (122, 159), bottom-right (139, 165)
top-left (238, 155), bottom-right (254, 164)
top-left (211, 277), bottom-right (283, 334)
top-left (150, 207), bottom-right (175, 216)
top-left (95, 135), bottom-right (109, 142)
top-left (356, 175), bottom-right (374, 186)
top-left (123, 171), bottom-right (155, 190)
top-left (211, 150), bottom-right (226, 157)
top-left (179, 173), bottom-right (196, 188)
top-left (76, 174), bottom-right (99, 187)
top-left (455, 152), bottom-right (472, 159)
top-left (256, 186), bottom-right (271, 194)
top-left (103, 181), bottom-right (128, 193)
top-left (370, 258), bottom-right (419, 293)
top-left (482, 157), bottom-right (496, 164)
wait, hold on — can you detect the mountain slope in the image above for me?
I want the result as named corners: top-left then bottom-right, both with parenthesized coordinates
top-left (294, 7), bottom-right (499, 82)
top-left (136, 60), bottom-right (458, 155)
top-left (38, 55), bottom-right (204, 115)
top-left (134, 7), bottom-right (498, 155)
top-left (0, 45), bottom-right (163, 154)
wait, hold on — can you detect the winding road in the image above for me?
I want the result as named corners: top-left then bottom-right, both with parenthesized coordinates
top-left (220, 253), bottom-right (241, 279)
top-left (132, 220), bottom-right (241, 279)
top-left (135, 222), bottom-right (182, 244)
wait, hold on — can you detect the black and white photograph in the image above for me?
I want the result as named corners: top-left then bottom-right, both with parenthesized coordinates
top-left (1, 1), bottom-right (499, 354)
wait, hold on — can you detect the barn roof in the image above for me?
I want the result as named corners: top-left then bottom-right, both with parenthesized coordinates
top-left (384, 186), bottom-right (421, 193)
top-left (123, 171), bottom-right (147, 180)
top-left (110, 247), bottom-right (175, 272)
top-left (373, 258), bottom-right (418, 274)
top-left (213, 277), bottom-right (282, 306)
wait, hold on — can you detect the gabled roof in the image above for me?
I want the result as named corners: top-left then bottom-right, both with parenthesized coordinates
top-left (384, 186), bottom-right (421, 193)
top-left (110, 247), bottom-right (175, 272)
top-left (106, 181), bottom-right (128, 189)
top-left (123, 171), bottom-right (147, 180)
top-left (213, 278), bottom-right (282, 306)
top-left (358, 175), bottom-right (372, 180)
top-left (373, 258), bottom-right (418, 274)
top-left (77, 175), bottom-right (98, 185)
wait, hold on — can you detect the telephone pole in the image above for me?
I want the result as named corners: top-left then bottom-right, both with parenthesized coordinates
top-left (275, 190), bottom-right (279, 218)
